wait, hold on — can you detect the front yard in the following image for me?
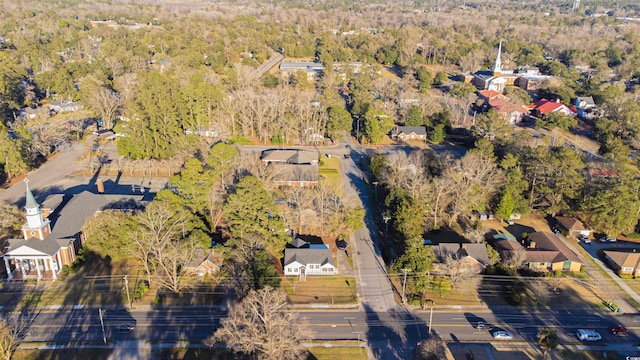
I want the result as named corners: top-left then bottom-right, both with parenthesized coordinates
top-left (283, 276), bottom-right (358, 304)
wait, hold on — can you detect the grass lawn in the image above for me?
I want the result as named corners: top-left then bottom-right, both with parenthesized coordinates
top-left (308, 346), bottom-right (367, 360)
top-left (319, 155), bottom-right (342, 196)
top-left (283, 276), bottom-right (357, 304)
top-left (553, 349), bottom-right (623, 360)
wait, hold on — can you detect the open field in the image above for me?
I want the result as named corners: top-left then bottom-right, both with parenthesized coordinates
top-left (283, 276), bottom-right (358, 304)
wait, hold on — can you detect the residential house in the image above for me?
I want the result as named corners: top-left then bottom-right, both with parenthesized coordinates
top-left (478, 90), bottom-right (528, 124)
top-left (492, 232), bottom-right (582, 272)
top-left (390, 126), bottom-right (427, 141)
top-left (574, 96), bottom-right (596, 119)
top-left (432, 243), bottom-right (490, 273)
top-left (603, 250), bottom-right (640, 276)
top-left (183, 248), bottom-right (223, 277)
top-left (555, 216), bottom-right (591, 238)
top-left (531, 98), bottom-right (577, 118)
top-left (283, 238), bottom-right (336, 277)
top-left (49, 100), bottom-right (83, 113)
top-left (492, 233), bottom-right (523, 261)
top-left (261, 149), bottom-right (319, 187)
top-left (524, 232), bottom-right (582, 272)
top-left (20, 107), bottom-right (50, 121)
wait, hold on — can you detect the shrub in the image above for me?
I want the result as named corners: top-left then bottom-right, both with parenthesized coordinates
top-left (133, 280), bottom-right (150, 300)
top-left (484, 263), bottom-right (516, 276)
top-left (505, 280), bottom-right (527, 306)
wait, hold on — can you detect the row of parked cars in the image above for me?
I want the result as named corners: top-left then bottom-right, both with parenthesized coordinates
top-left (476, 322), bottom-right (627, 342)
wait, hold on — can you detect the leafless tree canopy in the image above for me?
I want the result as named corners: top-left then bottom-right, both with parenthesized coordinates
top-left (0, 315), bottom-right (28, 360)
top-left (206, 286), bottom-right (312, 360)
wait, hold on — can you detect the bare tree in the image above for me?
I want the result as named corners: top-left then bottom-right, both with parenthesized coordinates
top-left (25, 123), bottom-right (70, 158)
top-left (0, 315), bottom-right (27, 360)
top-left (434, 253), bottom-right (476, 290)
top-left (505, 247), bottom-right (527, 269)
top-left (205, 286), bottom-right (312, 360)
top-left (530, 279), bottom-right (552, 305)
top-left (0, 204), bottom-right (23, 239)
top-left (83, 84), bottom-right (123, 129)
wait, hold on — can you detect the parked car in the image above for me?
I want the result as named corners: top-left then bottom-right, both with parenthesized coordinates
top-left (506, 219), bottom-right (515, 225)
top-left (578, 234), bottom-right (591, 244)
top-left (336, 239), bottom-right (348, 250)
top-left (475, 322), bottom-right (492, 331)
top-left (576, 329), bottom-right (601, 341)
top-left (115, 323), bottom-right (135, 332)
top-left (610, 324), bottom-right (628, 335)
top-left (343, 154), bottom-right (350, 159)
top-left (600, 237), bottom-right (617, 243)
top-left (491, 330), bottom-right (513, 340)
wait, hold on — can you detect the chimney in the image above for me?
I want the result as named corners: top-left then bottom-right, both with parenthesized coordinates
top-left (97, 178), bottom-right (104, 194)
top-left (529, 241), bottom-right (536, 249)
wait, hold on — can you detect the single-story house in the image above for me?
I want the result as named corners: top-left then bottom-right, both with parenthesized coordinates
top-left (261, 149), bottom-right (318, 165)
top-left (284, 238), bottom-right (336, 277)
top-left (183, 248), bottom-right (223, 277)
top-left (432, 243), bottom-right (490, 273)
top-left (603, 250), bottom-right (640, 276)
top-left (390, 126), bottom-right (427, 141)
top-left (574, 96), bottom-right (596, 119)
top-left (492, 233), bottom-right (523, 261)
top-left (49, 100), bottom-right (83, 113)
top-left (525, 232), bottom-right (582, 272)
top-left (20, 107), bottom-right (51, 120)
top-left (280, 61), bottom-right (324, 81)
top-left (531, 98), bottom-right (577, 117)
top-left (261, 150), bottom-right (319, 187)
top-left (555, 216), bottom-right (591, 238)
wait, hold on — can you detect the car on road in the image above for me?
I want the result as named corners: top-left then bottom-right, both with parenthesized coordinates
top-left (115, 323), bottom-right (135, 332)
top-left (491, 330), bottom-right (513, 340)
top-left (576, 329), bottom-right (601, 341)
top-left (475, 322), bottom-right (491, 331)
top-left (600, 236), bottom-right (617, 243)
top-left (336, 239), bottom-right (348, 250)
top-left (610, 324), bottom-right (628, 335)
top-left (343, 154), bottom-right (350, 159)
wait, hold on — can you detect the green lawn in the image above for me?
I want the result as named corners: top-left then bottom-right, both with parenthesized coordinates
top-left (282, 276), bottom-right (357, 304)
top-left (319, 155), bottom-right (343, 196)
top-left (308, 346), bottom-right (367, 360)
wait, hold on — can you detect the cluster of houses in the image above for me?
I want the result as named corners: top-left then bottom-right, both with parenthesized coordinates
top-left (19, 99), bottom-right (84, 121)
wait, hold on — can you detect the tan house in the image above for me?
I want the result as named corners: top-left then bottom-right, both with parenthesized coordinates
top-left (390, 126), bottom-right (427, 141)
top-left (525, 232), bottom-right (582, 272)
top-left (604, 250), bottom-right (640, 276)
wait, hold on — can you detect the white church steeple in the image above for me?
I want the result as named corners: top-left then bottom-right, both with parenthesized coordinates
top-left (492, 39), bottom-right (503, 76)
top-left (22, 178), bottom-right (51, 240)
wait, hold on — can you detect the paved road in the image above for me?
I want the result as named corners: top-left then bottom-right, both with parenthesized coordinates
top-left (17, 308), bottom-right (640, 357)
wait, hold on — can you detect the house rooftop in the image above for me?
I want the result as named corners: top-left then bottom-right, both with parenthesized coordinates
top-left (604, 250), bottom-right (640, 268)
top-left (527, 232), bottom-right (580, 263)
top-left (391, 126), bottom-right (427, 137)
top-left (284, 247), bottom-right (334, 267)
top-left (555, 216), bottom-right (587, 232)
top-left (261, 149), bottom-right (317, 165)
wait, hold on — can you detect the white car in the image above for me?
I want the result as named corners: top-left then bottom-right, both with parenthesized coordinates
top-left (576, 329), bottom-right (601, 341)
top-left (491, 330), bottom-right (513, 340)
top-left (600, 237), bottom-right (617, 243)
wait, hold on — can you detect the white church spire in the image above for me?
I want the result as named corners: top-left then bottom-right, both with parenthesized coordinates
top-left (492, 39), bottom-right (503, 76)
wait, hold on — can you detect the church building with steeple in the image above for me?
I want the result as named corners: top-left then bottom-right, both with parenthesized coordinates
top-left (470, 40), bottom-right (513, 92)
top-left (2, 179), bottom-right (81, 281)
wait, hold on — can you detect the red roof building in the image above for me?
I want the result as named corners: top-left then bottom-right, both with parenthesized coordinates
top-left (478, 90), bottom-right (529, 124)
top-left (533, 98), bottom-right (576, 117)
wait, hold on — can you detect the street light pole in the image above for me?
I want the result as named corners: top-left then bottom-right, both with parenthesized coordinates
top-left (428, 306), bottom-right (434, 334)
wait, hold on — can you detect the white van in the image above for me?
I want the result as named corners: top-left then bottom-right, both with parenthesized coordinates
top-left (576, 329), bottom-right (601, 341)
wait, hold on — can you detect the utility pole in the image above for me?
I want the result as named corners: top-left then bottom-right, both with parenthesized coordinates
top-left (123, 275), bottom-right (132, 310)
top-left (383, 216), bottom-right (390, 232)
top-left (98, 308), bottom-right (106, 344)
top-left (428, 306), bottom-right (434, 334)
top-left (401, 268), bottom-right (410, 304)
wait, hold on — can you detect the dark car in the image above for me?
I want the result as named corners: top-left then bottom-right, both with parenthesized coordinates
top-left (475, 322), bottom-right (492, 331)
top-left (610, 324), bottom-right (628, 335)
top-left (336, 239), bottom-right (348, 250)
top-left (343, 154), bottom-right (350, 159)
top-left (115, 323), bottom-right (135, 332)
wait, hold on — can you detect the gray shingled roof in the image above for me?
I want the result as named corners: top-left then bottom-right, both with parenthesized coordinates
top-left (391, 126), bottom-right (427, 137)
top-left (284, 247), bottom-right (334, 267)
top-left (261, 150), bottom-right (318, 165)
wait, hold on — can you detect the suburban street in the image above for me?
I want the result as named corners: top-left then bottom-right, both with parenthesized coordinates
top-left (16, 308), bottom-right (640, 356)
top-left (3, 140), bottom-right (640, 359)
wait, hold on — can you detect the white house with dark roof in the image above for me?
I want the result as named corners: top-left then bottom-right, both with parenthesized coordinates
top-left (284, 238), bottom-right (336, 277)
